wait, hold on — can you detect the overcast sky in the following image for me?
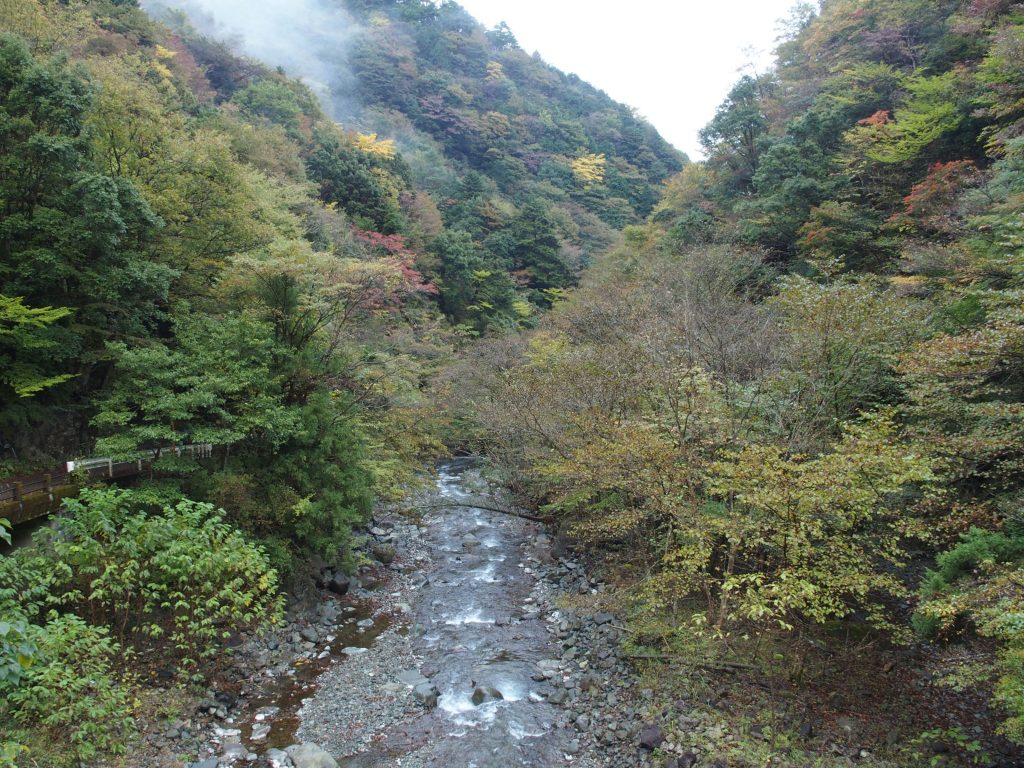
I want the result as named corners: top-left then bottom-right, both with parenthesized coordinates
top-left (457, 0), bottom-right (801, 158)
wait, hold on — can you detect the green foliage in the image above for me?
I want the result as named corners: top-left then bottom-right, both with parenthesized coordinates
top-left (307, 127), bottom-right (409, 233)
top-left (902, 728), bottom-right (989, 767)
top-left (0, 296), bottom-right (74, 402)
top-left (93, 312), bottom-right (294, 458)
top-left (796, 201), bottom-right (895, 271)
top-left (768, 275), bottom-right (926, 445)
top-left (914, 525), bottom-right (1024, 741)
top-left (700, 75), bottom-right (772, 191)
top-left (923, 527), bottom-right (1024, 598)
top-left (236, 392), bottom-right (375, 564)
top-left (0, 618), bottom-right (35, 689)
top-left (434, 229), bottom-right (519, 330)
top-left (2, 615), bottom-right (134, 765)
top-left (0, 32), bottom-right (170, 343)
top-left (26, 487), bottom-right (283, 665)
top-left (706, 413), bottom-right (933, 632)
top-left (452, 0), bottom-right (1024, 749)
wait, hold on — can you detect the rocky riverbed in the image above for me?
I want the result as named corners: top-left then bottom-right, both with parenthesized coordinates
top-left (165, 460), bottom-right (676, 768)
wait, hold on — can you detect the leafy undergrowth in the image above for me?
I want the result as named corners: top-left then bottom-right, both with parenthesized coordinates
top-left (0, 488), bottom-right (283, 767)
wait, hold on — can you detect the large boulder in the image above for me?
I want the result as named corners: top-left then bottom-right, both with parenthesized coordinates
top-left (265, 748), bottom-right (293, 768)
top-left (285, 743), bottom-right (339, 768)
top-left (413, 682), bottom-right (440, 708)
top-left (639, 725), bottom-right (665, 750)
top-left (315, 567), bottom-right (350, 596)
top-left (372, 543), bottom-right (396, 564)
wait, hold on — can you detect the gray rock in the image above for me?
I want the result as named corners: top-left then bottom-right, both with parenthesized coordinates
top-left (300, 626), bottom-right (320, 644)
top-left (372, 544), bottom-right (397, 564)
top-left (397, 669), bottom-right (429, 687)
top-left (220, 743), bottom-right (249, 764)
top-left (640, 725), bottom-right (665, 750)
top-left (579, 672), bottom-right (602, 692)
top-left (413, 682), bottom-right (439, 708)
top-left (265, 748), bottom-right (293, 768)
top-left (316, 568), bottom-right (350, 596)
top-left (340, 646), bottom-right (368, 656)
top-left (836, 717), bottom-right (860, 738)
top-left (471, 686), bottom-right (504, 705)
top-left (188, 760), bottom-right (219, 768)
top-left (547, 687), bottom-right (567, 706)
top-left (285, 743), bottom-right (339, 768)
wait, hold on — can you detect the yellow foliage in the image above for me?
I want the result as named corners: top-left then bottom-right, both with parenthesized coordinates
top-left (154, 44), bottom-right (176, 60)
top-left (151, 60), bottom-right (173, 82)
top-left (512, 300), bottom-right (532, 318)
top-left (446, 82), bottom-right (473, 105)
top-left (0, 0), bottom-right (48, 46)
top-left (354, 132), bottom-right (397, 160)
top-left (655, 164), bottom-right (712, 217)
top-left (486, 61), bottom-right (506, 82)
top-left (571, 152), bottom-right (606, 186)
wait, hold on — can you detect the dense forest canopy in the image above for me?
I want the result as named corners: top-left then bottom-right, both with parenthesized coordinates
top-left (1, 0), bottom-right (1024, 765)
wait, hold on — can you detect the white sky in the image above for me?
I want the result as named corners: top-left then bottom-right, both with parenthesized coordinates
top-left (457, 0), bottom-right (801, 158)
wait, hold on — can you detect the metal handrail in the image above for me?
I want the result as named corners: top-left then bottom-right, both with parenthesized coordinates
top-left (0, 444), bottom-right (215, 504)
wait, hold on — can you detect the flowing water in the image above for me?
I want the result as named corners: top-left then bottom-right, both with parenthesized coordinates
top-left (384, 460), bottom-right (578, 766)
top-left (242, 460), bottom-right (586, 767)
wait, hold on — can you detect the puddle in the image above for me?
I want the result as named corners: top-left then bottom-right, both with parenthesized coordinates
top-left (237, 598), bottom-right (392, 749)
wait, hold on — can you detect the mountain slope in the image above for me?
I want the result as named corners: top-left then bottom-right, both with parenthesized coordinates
top-left (153, 0), bottom-right (685, 326)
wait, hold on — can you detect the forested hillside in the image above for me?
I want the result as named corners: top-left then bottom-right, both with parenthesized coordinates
top-left (155, 0), bottom-right (684, 326)
top-left (0, 0), bottom-right (683, 764)
top-left (4, 0), bottom-right (1024, 765)
top-left (452, 0), bottom-right (1024, 764)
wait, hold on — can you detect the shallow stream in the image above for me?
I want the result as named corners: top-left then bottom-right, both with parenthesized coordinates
top-left (289, 460), bottom-right (584, 767)
top-left (382, 460), bottom-right (576, 765)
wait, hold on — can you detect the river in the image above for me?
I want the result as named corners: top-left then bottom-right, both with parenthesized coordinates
top-left (283, 460), bottom-right (605, 767)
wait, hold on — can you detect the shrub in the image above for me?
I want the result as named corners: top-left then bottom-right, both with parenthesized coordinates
top-left (40, 488), bottom-right (284, 668)
top-left (0, 617), bottom-right (35, 689)
top-left (924, 527), bottom-right (1024, 596)
top-left (2, 615), bottom-right (134, 765)
top-left (915, 526), bottom-right (1024, 740)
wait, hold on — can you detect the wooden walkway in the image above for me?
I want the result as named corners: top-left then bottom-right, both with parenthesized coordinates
top-left (0, 445), bottom-right (214, 525)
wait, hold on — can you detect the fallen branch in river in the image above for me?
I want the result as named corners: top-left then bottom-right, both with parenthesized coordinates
top-left (415, 500), bottom-right (553, 524)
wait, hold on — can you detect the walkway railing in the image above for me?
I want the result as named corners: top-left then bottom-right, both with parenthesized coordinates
top-left (0, 444), bottom-right (215, 524)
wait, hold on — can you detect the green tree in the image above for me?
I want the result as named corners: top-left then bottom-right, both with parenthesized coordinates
top-left (506, 199), bottom-right (573, 303)
top-left (92, 312), bottom-right (294, 458)
top-left (0, 296), bottom-right (73, 403)
top-left (699, 75), bottom-right (772, 191)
